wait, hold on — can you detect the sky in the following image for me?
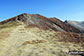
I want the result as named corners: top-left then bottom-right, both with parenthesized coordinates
top-left (0, 0), bottom-right (84, 22)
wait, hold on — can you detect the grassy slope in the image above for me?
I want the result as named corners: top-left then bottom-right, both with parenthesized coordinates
top-left (0, 21), bottom-right (21, 41)
top-left (0, 22), bottom-right (83, 56)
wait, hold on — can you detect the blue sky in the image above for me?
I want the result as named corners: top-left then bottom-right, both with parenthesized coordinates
top-left (0, 0), bottom-right (84, 22)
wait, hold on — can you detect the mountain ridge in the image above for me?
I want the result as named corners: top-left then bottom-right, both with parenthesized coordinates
top-left (0, 13), bottom-right (81, 33)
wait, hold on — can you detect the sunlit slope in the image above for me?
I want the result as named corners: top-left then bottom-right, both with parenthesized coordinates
top-left (0, 21), bottom-right (21, 40)
top-left (0, 22), bottom-right (84, 56)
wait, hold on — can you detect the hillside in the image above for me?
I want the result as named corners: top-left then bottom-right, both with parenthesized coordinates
top-left (0, 13), bottom-right (81, 33)
top-left (0, 13), bottom-right (84, 56)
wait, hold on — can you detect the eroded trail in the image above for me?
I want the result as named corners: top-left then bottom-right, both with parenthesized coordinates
top-left (0, 25), bottom-right (44, 56)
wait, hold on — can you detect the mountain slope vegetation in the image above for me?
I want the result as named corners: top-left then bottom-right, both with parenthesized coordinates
top-left (0, 13), bottom-right (84, 56)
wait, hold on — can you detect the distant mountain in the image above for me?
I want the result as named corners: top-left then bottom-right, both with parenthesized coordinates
top-left (0, 13), bottom-right (81, 33)
top-left (81, 21), bottom-right (84, 27)
top-left (65, 20), bottom-right (84, 33)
